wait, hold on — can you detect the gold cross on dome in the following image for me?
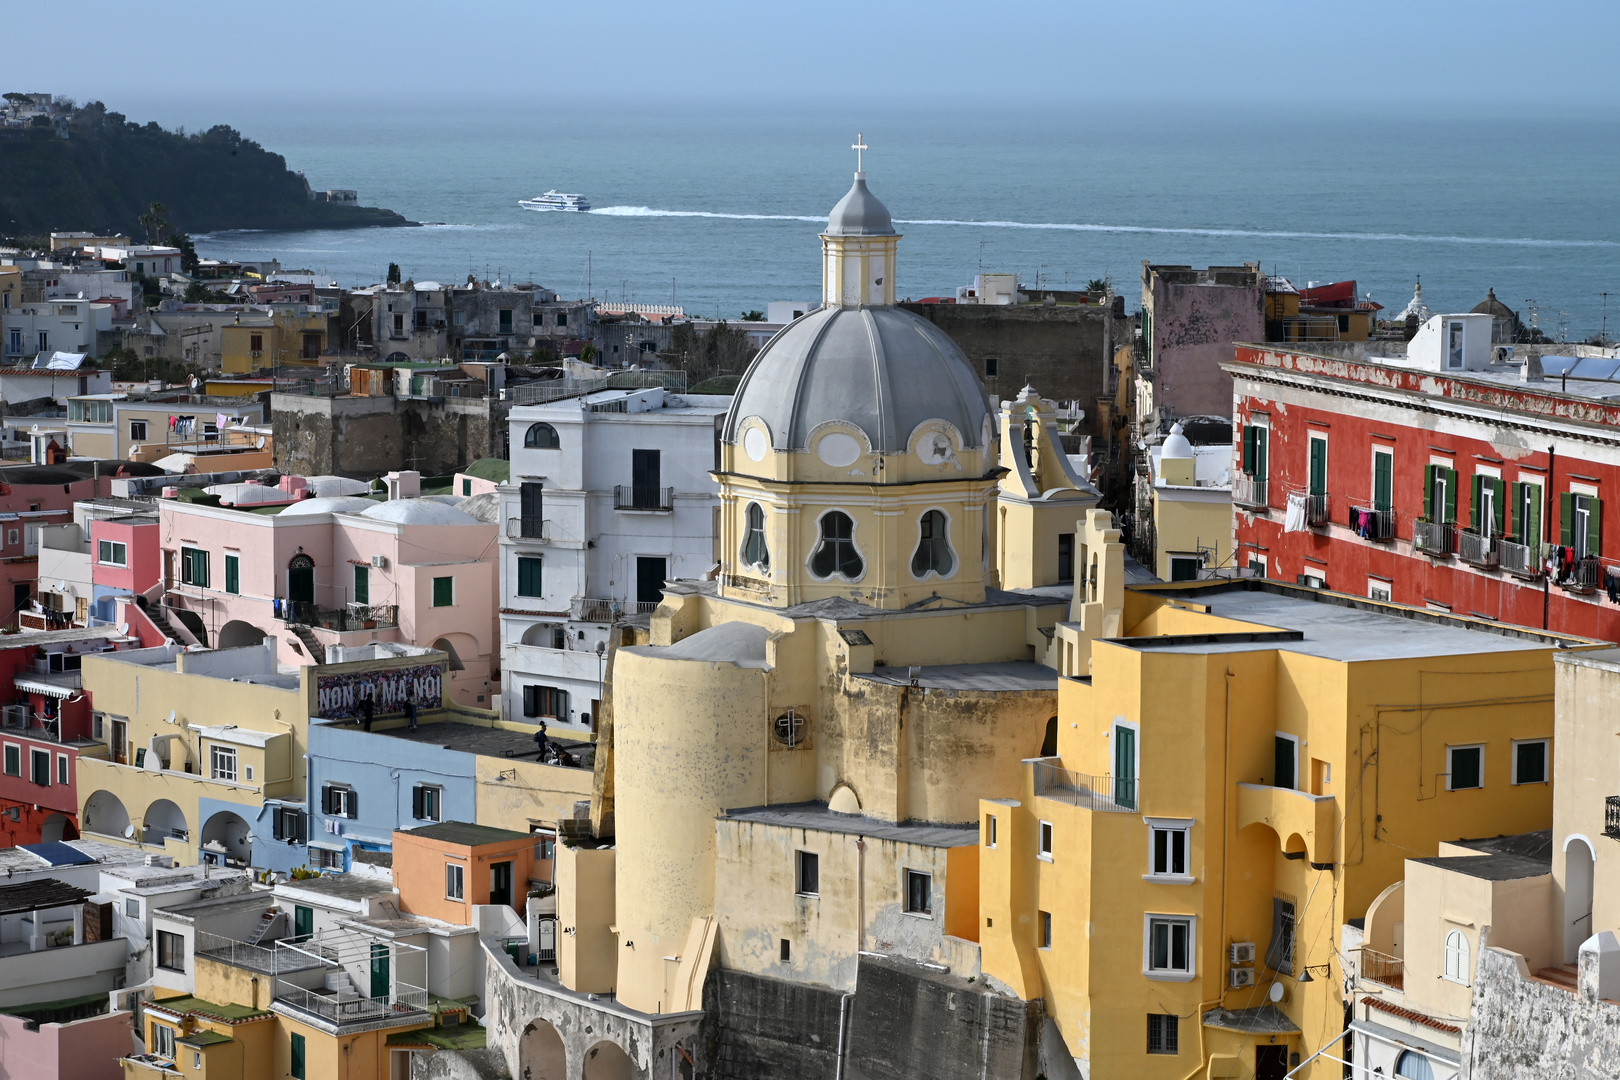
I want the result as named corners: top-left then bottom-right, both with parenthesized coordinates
top-left (852, 133), bottom-right (868, 172)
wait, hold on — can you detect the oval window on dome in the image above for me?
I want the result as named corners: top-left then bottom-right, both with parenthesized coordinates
top-left (810, 511), bottom-right (864, 580)
top-left (911, 510), bottom-right (955, 579)
top-left (741, 502), bottom-right (770, 571)
top-left (524, 423), bottom-right (560, 449)
top-left (816, 431), bottom-right (861, 468)
top-left (743, 426), bottom-right (770, 463)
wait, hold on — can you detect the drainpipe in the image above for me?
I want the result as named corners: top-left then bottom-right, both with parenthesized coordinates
top-left (840, 834), bottom-right (867, 1080)
top-left (833, 988), bottom-right (856, 1080)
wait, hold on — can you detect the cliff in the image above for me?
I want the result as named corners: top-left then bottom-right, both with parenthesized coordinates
top-left (0, 101), bottom-right (414, 237)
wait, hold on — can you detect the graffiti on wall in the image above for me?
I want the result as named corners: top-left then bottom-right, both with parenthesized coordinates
top-left (316, 664), bottom-right (444, 719)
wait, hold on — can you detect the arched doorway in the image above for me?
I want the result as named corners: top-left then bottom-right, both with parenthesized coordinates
top-left (518, 1019), bottom-right (567, 1079)
top-left (582, 1040), bottom-right (638, 1080)
top-left (40, 812), bottom-right (75, 842)
top-left (432, 637), bottom-right (467, 671)
top-left (218, 620), bottom-right (268, 650)
top-left (82, 790), bottom-right (130, 838)
top-left (142, 799), bottom-right (188, 846)
top-left (288, 554), bottom-right (316, 607)
top-left (1566, 835), bottom-right (1595, 962)
top-left (201, 810), bottom-right (252, 866)
top-left (1041, 716), bottom-right (1058, 757)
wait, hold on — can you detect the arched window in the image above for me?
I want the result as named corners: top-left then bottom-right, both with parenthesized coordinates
top-left (1395, 1049), bottom-right (1435, 1080)
top-left (741, 502), bottom-right (770, 571)
top-left (911, 510), bottom-right (955, 578)
top-left (1443, 929), bottom-right (1470, 984)
top-left (524, 423), bottom-right (560, 449)
top-left (810, 511), bottom-right (863, 580)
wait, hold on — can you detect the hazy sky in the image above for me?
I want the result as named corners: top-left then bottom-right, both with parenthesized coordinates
top-left (9, 1), bottom-right (1618, 116)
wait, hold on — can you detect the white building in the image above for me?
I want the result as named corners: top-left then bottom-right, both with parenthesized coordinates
top-left (498, 386), bottom-right (730, 731)
top-left (3, 299), bottom-right (114, 363)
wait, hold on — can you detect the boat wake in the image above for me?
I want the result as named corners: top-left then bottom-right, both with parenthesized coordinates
top-left (587, 205), bottom-right (1617, 249)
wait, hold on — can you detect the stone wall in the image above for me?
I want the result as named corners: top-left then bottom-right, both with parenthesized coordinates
top-left (272, 392), bottom-right (506, 478)
top-left (702, 968), bottom-right (844, 1080)
top-left (898, 302), bottom-right (1121, 442)
top-left (1462, 944), bottom-right (1620, 1078)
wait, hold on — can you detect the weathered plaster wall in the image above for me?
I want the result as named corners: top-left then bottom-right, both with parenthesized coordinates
top-left (1462, 944), bottom-right (1620, 1079)
top-left (272, 393), bottom-right (506, 478)
top-left (1150, 278), bottom-right (1264, 423)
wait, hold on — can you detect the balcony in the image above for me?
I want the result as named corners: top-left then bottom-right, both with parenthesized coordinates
top-left (613, 485), bottom-right (674, 511)
top-left (284, 603), bottom-right (399, 632)
top-left (1348, 506), bottom-right (1396, 543)
top-left (573, 597), bottom-right (661, 623)
top-left (1233, 475), bottom-right (1269, 510)
top-left (1413, 519), bottom-right (1456, 557)
top-left (1031, 759), bottom-right (1137, 813)
top-left (267, 931), bottom-right (428, 1029)
top-left (1560, 556), bottom-right (1603, 594)
top-left (1501, 538), bottom-right (1542, 579)
top-left (1304, 493), bottom-right (1329, 528)
top-left (507, 516), bottom-right (552, 541)
top-left (1236, 782), bottom-right (1337, 864)
top-left (1606, 795), bottom-right (1620, 841)
top-left (1359, 947), bottom-right (1405, 991)
top-left (1459, 529), bottom-right (1500, 568)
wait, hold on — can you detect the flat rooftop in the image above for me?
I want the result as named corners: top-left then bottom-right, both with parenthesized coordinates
top-left (723, 802), bottom-right (977, 848)
top-left (1113, 582), bottom-right (1577, 662)
top-left (1413, 829), bottom-right (1553, 882)
top-left (276, 873), bottom-right (394, 904)
top-left (857, 662), bottom-right (1056, 693)
top-left (366, 718), bottom-right (592, 768)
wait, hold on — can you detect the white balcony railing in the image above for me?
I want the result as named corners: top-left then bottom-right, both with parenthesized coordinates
top-left (1233, 475), bottom-right (1269, 509)
top-left (1458, 530), bottom-right (1499, 568)
top-left (1500, 538), bottom-right (1541, 578)
top-left (1413, 520), bottom-right (1456, 557)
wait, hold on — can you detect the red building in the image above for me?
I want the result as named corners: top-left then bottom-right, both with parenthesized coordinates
top-left (0, 628), bottom-right (127, 845)
top-left (1227, 318), bottom-right (1620, 640)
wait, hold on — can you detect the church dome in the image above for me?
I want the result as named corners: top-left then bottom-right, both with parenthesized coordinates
top-left (724, 305), bottom-right (989, 455)
top-left (1471, 287), bottom-right (1515, 320)
top-left (825, 175), bottom-right (895, 237)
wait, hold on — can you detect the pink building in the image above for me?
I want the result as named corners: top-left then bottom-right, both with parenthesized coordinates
top-left (155, 485), bottom-right (499, 707)
top-left (0, 988), bottom-right (132, 1080)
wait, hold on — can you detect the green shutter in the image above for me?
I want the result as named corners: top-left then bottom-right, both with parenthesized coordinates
top-left (1493, 478), bottom-right (1506, 536)
top-left (1243, 427), bottom-right (1256, 476)
top-left (1470, 474), bottom-right (1481, 528)
top-left (1561, 493), bottom-right (1574, 546)
top-left (1309, 439), bottom-right (1327, 497)
top-left (433, 576), bottom-right (454, 607)
top-left (1444, 469), bottom-right (1458, 524)
top-left (1255, 428), bottom-right (1267, 481)
top-left (1589, 496), bottom-right (1602, 557)
top-left (290, 1033), bottom-right (305, 1080)
top-left (1374, 453), bottom-right (1392, 512)
top-left (1424, 466), bottom-right (1436, 520)
top-left (354, 565), bottom-right (369, 605)
top-left (224, 554), bottom-right (239, 595)
top-left (1508, 482), bottom-right (1522, 540)
top-left (1527, 484), bottom-right (1541, 547)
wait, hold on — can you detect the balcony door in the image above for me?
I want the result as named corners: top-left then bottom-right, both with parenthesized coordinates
top-left (636, 557), bottom-right (667, 606)
top-left (490, 860), bottom-right (513, 907)
top-left (631, 449), bottom-right (661, 508)
top-left (520, 482), bottom-right (544, 538)
top-left (288, 554), bottom-right (315, 606)
top-left (369, 942), bottom-right (389, 999)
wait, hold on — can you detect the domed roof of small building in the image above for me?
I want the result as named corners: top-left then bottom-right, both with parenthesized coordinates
top-left (278, 495), bottom-right (377, 517)
top-left (359, 499), bottom-right (481, 526)
top-left (724, 305), bottom-right (989, 454)
top-left (1396, 280), bottom-right (1432, 323)
top-left (825, 174), bottom-right (895, 237)
top-left (1471, 287), bottom-right (1515, 320)
top-left (1161, 422), bottom-right (1194, 460)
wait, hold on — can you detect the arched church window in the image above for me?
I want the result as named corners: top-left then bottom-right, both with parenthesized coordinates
top-left (810, 511), bottom-right (863, 580)
top-left (911, 510), bottom-right (955, 578)
top-left (741, 503), bottom-right (770, 571)
top-left (525, 423), bottom-right (560, 449)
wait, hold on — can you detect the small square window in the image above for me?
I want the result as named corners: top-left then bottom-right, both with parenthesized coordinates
top-left (1038, 820), bottom-right (1054, 861)
top-left (130, 420), bottom-right (148, 441)
top-left (1448, 745), bottom-right (1483, 791)
top-left (193, 1050), bottom-right (202, 1070)
top-left (3, 744), bottom-right (18, 776)
top-left (1147, 1013), bottom-right (1179, 1054)
top-left (210, 744), bottom-right (237, 782)
top-left (1039, 910), bottom-right (1052, 949)
top-left (445, 862), bottom-right (465, 900)
top-left (779, 938), bottom-right (791, 963)
top-left (125, 897), bottom-right (140, 918)
top-left (1149, 822), bottom-right (1191, 879)
top-left (414, 784), bottom-right (442, 822)
top-left (152, 1023), bottom-right (177, 1060)
top-left (157, 929), bottom-right (185, 972)
top-left (1513, 739), bottom-right (1548, 785)
top-left (796, 850), bottom-right (819, 896)
top-left (904, 870), bottom-right (932, 916)
top-left (433, 576), bottom-right (454, 607)
top-left (57, 753), bottom-right (68, 786)
top-left (1145, 915), bottom-right (1195, 979)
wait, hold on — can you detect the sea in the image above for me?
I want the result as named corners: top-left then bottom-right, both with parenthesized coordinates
top-left (179, 105), bottom-right (1620, 340)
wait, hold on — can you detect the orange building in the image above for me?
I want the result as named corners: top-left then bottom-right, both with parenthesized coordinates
top-left (392, 822), bottom-right (535, 924)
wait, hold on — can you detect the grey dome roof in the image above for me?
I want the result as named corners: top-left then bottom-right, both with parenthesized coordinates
top-left (825, 174), bottom-right (895, 237)
top-left (725, 305), bottom-right (989, 454)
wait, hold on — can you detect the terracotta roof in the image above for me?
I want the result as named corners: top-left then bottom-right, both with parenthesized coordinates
top-left (1364, 995), bottom-right (1461, 1034)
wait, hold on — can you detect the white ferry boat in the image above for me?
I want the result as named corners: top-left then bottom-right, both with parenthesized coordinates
top-left (520, 190), bottom-right (591, 212)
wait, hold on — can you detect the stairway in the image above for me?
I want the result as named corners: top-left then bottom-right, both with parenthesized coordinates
top-left (1533, 963), bottom-right (1578, 992)
top-left (291, 624), bottom-right (326, 664)
top-left (249, 908), bottom-right (283, 945)
top-left (146, 605), bottom-right (180, 641)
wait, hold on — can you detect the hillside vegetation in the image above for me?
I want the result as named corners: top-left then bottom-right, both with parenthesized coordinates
top-left (0, 100), bottom-right (412, 238)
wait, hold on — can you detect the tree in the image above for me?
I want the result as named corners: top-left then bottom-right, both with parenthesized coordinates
top-left (138, 201), bottom-right (170, 244)
top-left (386, 262), bottom-right (402, 285)
top-left (666, 320), bottom-right (758, 384)
top-left (579, 343), bottom-right (599, 364)
top-left (165, 231), bottom-right (199, 273)
top-left (741, 310), bottom-right (765, 321)
top-left (1085, 278), bottom-right (1108, 293)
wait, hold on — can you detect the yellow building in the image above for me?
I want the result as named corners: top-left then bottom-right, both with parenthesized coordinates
top-left (985, 518), bottom-right (1590, 1080)
top-left (1149, 422), bottom-right (1235, 582)
top-left (220, 310), bottom-right (329, 375)
top-left (66, 394), bottom-right (264, 461)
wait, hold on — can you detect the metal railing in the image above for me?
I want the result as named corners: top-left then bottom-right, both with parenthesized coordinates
top-left (1232, 475), bottom-right (1269, 509)
top-left (1413, 520), bottom-right (1456, 557)
top-left (195, 931), bottom-right (324, 975)
top-left (507, 516), bottom-right (551, 541)
top-left (1561, 556), bottom-right (1603, 592)
top-left (505, 369), bottom-right (689, 406)
top-left (273, 980), bottom-right (428, 1024)
top-left (1031, 760), bottom-right (1137, 813)
top-left (1500, 538), bottom-right (1541, 578)
top-left (1606, 795), bottom-right (1620, 841)
top-left (1459, 530), bottom-right (1500, 568)
top-left (1304, 493), bottom-right (1329, 528)
top-left (284, 603), bottom-right (398, 631)
top-left (1347, 506), bottom-right (1395, 542)
top-left (573, 597), bottom-right (660, 623)
top-left (1358, 947), bottom-right (1405, 991)
top-left (613, 485), bottom-right (674, 511)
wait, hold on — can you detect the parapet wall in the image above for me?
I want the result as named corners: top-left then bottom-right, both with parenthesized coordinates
top-left (1462, 945), bottom-right (1620, 1078)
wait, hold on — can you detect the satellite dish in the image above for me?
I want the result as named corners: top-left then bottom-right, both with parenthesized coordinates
top-left (1268, 981), bottom-right (1286, 1004)
top-left (123, 824), bottom-right (135, 838)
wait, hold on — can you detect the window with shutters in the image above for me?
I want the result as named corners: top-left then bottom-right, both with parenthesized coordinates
top-left (1241, 425), bottom-right (1268, 480)
top-left (1561, 492), bottom-right (1602, 559)
top-left (523, 685), bottom-right (567, 720)
top-left (1425, 464), bottom-right (1458, 523)
top-left (1471, 474), bottom-right (1506, 537)
top-left (30, 748), bottom-right (48, 785)
top-left (180, 546), bottom-right (210, 587)
top-left (353, 565), bottom-right (368, 605)
top-left (1372, 449), bottom-right (1393, 512)
top-left (1265, 899), bottom-right (1294, 974)
top-left (432, 576), bottom-right (454, 607)
top-left (224, 554), bottom-right (239, 594)
top-left (1443, 929), bottom-right (1471, 984)
top-left (517, 556), bottom-right (543, 598)
top-left (290, 1032), bottom-right (306, 1079)
top-left (3, 744), bottom-right (17, 776)
top-left (1513, 480), bottom-right (1543, 544)
top-left (56, 753), bottom-right (67, 785)
top-left (273, 806), bottom-right (308, 843)
top-left (413, 784), bottom-right (442, 822)
top-left (1113, 721), bottom-right (1138, 811)
top-left (1307, 435), bottom-right (1328, 497)
top-left (1513, 739), bottom-right (1549, 785)
top-left (322, 784), bottom-right (356, 819)
top-left (1448, 744), bottom-right (1483, 790)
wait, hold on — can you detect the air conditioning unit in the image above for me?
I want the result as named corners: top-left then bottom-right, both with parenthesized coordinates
top-left (325, 819), bottom-right (341, 836)
top-left (1230, 942), bottom-right (1257, 965)
top-left (371, 554), bottom-right (388, 569)
top-left (1229, 966), bottom-right (1257, 988)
